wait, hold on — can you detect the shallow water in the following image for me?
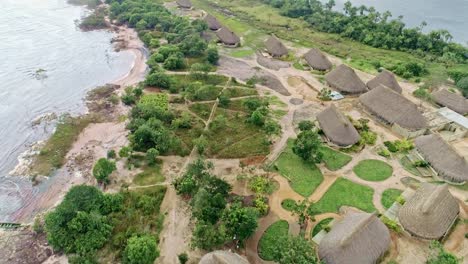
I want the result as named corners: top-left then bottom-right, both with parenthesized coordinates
top-left (0, 0), bottom-right (134, 221)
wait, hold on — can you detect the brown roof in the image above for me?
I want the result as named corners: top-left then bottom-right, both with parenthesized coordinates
top-left (432, 89), bottom-right (468, 115)
top-left (317, 104), bottom-right (361, 146)
top-left (359, 85), bottom-right (427, 130)
top-left (415, 134), bottom-right (468, 183)
top-left (319, 212), bottom-right (390, 264)
top-left (215, 27), bottom-right (240, 46)
top-left (398, 183), bottom-right (459, 240)
top-left (367, 70), bottom-right (402, 93)
top-left (304, 48), bottom-right (332, 71)
top-left (204, 14), bottom-right (222, 31)
top-left (325, 64), bottom-right (367, 94)
top-left (264, 35), bottom-right (288, 57)
top-left (199, 251), bottom-right (250, 264)
top-left (176, 0), bottom-right (192, 8)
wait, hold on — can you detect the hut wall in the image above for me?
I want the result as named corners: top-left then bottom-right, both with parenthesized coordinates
top-left (391, 124), bottom-right (426, 138)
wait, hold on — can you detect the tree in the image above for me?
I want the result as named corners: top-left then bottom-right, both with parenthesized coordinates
top-left (145, 72), bottom-right (172, 89)
top-left (163, 54), bottom-right (186, 70)
top-left (222, 203), bottom-right (258, 243)
top-left (218, 94), bottom-right (231, 108)
top-left (92, 158), bottom-right (116, 184)
top-left (191, 221), bottom-right (227, 250)
top-left (178, 253), bottom-right (189, 264)
top-left (292, 130), bottom-right (323, 163)
top-left (146, 148), bottom-right (159, 166)
top-left (298, 120), bottom-right (314, 131)
top-left (457, 77), bottom-right (468, 97)
top-left (189, 63), bottom-right (211, 80)
top-left (207, 47), bottom-right (219, 65)
top-left (193, 135), bottom-right (208, 155)
top-left (123, 235), bottom-right (159, 264)
top-left (192, 188), bottom-right (227, 224)
top-left (272, 236), bottom-right (318, 264)
top-left (426, 241), bottom-right (460, 264)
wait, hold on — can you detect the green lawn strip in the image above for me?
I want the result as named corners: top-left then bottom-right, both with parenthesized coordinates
top-left (275, 140), bottom-right (324, 197)
top-left (216, 132), bottom-right (270, 158)
top-left (311, 218), bottom-right (333, 237)
top-left (258, 220), bottom-right (289, 261)
top-left (133, 164), bottom-right (165, 186)
top-left (399, 156), bottom-right (422, 176)
top-left (229, 49), bottom-right (255, 58)
top-left (281, 199), bottom-right (297, 212)
top-left (311, 177), bottom-right (376, 214)
top-left (381, 188), bottom-right (403, 209)
top-left (353, 159), bottom-right (393, 181)
top-left (320, 147), bottom-right (352, 171)
top-left (173, 119), bottom-right (205, 156)
top-left (188, 102), bottom-right (214, 121)
top-left (221, 87), bottom-right (258, 98)
top-left (226, 97), bottom-right (258, 112)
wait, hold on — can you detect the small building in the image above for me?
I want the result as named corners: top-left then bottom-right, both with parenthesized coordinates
top-left (318, 212), bottom-right (391, 264)
top-left (414, 134), bottom-right (468, 183)
top-left (199, 250), bottom-right (249, 264)
top-left (432, 89), bottom-right (468, 115)
top-left (367, 69), bottom-right (402, 94)
top-left (316, 104), bottom-right (361, 147)
top-left (398, 183), bottom-right (459, 240)
top-left (264, 35), bottom-right (288, 58)
top-left (304, 48), bottom-right (332, 71)
top-left (325, 64), bottom-right (368, 95)
top-left (424, 107), bottom-right (467, 141)
top-left (359, 85), bottom-right (427, 138)
top-left (215, 27), bottom-right (241, 47)
top-left (176, 0), bottom-right (192, 9)
top-left (204, 14), bottom-right (222, 31)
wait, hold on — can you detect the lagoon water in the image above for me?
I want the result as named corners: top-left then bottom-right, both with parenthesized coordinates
top-left (0, 0), bottom-right (133, 220)
top-left (327, 0), bottom-right (468, 44)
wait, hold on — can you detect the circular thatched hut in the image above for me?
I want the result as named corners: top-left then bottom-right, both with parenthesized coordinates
top-left (199, 250), bottom-right (250, 264)
top-left (264, 35), bottom-right (288, 57)
top-left (367, 69), bottom-right (402, 93)
top-left (316, 104), bottom-right (361, 147)
top-left (303, 48), bottom-right (332, 71)
top-left (432, 89), bottom-right (468, 115)
top-left (325, 64), bottom-right (367, 94)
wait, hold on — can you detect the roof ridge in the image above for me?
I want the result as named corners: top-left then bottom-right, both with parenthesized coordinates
top-left (420, 184), bottom-right (448, 214)
top-left (339, 213), bottom-right (375, 247)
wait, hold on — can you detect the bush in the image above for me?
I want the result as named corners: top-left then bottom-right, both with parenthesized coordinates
top-left (384, 141), bottom-right (398, 152)
top-left (381, 216), bottom-right (402, 233)
top-left (378, 148), bottom-right (391, 158)
top-left (207, 47), bottom-right (219, 65)
top-left (93, 158), bottom-right (116, 184)
top-left (413, 87), bottom-right (432, 101)
top-left (145, 72), bottom-right (172, 89)
top-left (456, 77), bottom-right (468, 97)
top-left (119, 146), bottom-right (132, 158)
top-left (123, 235), bottom-right (159, 264)
top-left (413, 160), bottom-right (429, 167)
top-left (107, 150), bottom-right (116, 159)
top-left (178, 253), bottom-right (188, 264)
top-left (361, 131), bottom-right (377, 145)
top-left (317, 88), bottom-right (332, 101)
top-left (146, 148), bottom-right (159, 166)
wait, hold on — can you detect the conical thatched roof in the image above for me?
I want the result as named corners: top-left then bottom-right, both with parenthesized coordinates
top-left (415, 134), bottom-right (468, 183)
top-left (359, 85), bottom-right (427, 131)
top-left (318, 212), bottom-right (390, 264)
top-left (367, 70), bottom-right (402, 93)
top-left (432, 89), bottom-right (468, 115)
top-left (204, 14), bottom-right (222, 31)
top-left (264, 35), bottom-right (288, 57)
top-left (216, 27), bottom-right (240, 46)
top-left (176, 0), bottom-right (192, 8)
top-left (398, 183), bottom-right (459, 240)
top-left (304, 48), bottom-right (332, 71)
top-left (325, 64), bottom-right (367, 94)
top-left (199, 250), bottom-right (250, 264)
top-left (317, 104), bottom-right (361, 147)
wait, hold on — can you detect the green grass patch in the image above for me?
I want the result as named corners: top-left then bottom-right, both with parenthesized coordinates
top-left (221, 87), bottom-right (258, 98)
top-left (173, 118), bottom-right (205, 156)
top-left (274, 140), bottom-right (323, 197)
top-left (266, 96), bottom-right (287, 108)
top-left (399, 156), bottom-right (422, 176)
top-left (381, 188), bottom-right (403, 209)
top-left (353, 159), bottom-right (393, 181)
top-left (188, 102), bottom-right (214, 121)
top-left (258, 220), bottom-right (289, 261)
top-left (320, 147), bottom-right (352, 171)
top-left (271, 109), bottom-right (288, 120)
top-left (293, 61), bottom-right (305, 70)
top-left (133, 164), bottom-right (165, 186)
top-left (229, 49), bottom-right (255, 58)
top-left (311, 218), bottom-right (333, 237)
top-left (281, 199), bottom-right (297, 212)
top-left (311, 177), bottom-right (376, 213)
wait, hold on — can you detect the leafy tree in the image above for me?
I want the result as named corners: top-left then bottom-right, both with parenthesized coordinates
top-left (107, 150), bottom-right (116, 159)
top-left (249, 109), bottom-right (266, 126)
top-left (193, 135), bottom-right (208, 155)
top-left (145, 72), bottom-right (172, 89)
top-left (146, 148), bottom-right (159, 166)
top-left (178, 253), bottom-right (189, 264)
top-left (426, 241), bottom-right (460, 264)
top-left (192, 188), bottom-right (227, 224)
top-left (272, 236), bottom-right (318, 264)
top-left (179, 35), bottom-right (208, 57)
top-left (207, 47), bottom-right (220, 65)
top-left (218, 94), bottom-right (231, 108)
top-left (123, 235), bottom-right (159, 264)
top-left (191, 221), bottom-right (227, 250)
top-left (92, 158), bottom-right (116, 184)
top-left (456, 77), bottom-right (468, 97)
top-left (189, 63), bottom-right (211, 80)
top-left (119, 146), bottom-right (132, 158)
top-left (298, 120), bottom-right (314, 131)
top-left (293, 130), bottom-right (323, 163)
top-left (222, 203), bottom-right (258, 242)
top-left (163, 54), bottom-right (186, 70)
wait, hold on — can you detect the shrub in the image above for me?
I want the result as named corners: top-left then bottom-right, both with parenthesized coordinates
top-left (378, 148), bottom-right (391, 158)
top-left (396, 196), bottom-right (406, 205)
top-left (107, 150), bottom-right (116, 159)
top-left (384, 141), bottom-right (399, 152)
top-left (456, 77), bottom-right (468, 97)
top-left (361, 131), bottom-right (377, 145)
top-left (123, 235), bottom-right (159, 264)
top-left (146, 148), bottom-right (159, 166)
top-left (381, 216), bottom-right (402, 233)
top-left (413, 87), bottom-right (432, 101)
top-left (317, 88), bottom-right (332, 101)
top-left (178, 253), bottom-right (188, 264)
top-left (413, 160), bottom-right (429, 167)
top-left (119, 146), bottom-right (132, 158)
top-left (207, 47), bottom-right (219, 65)
top-left (93, 158), bottom-right (116, 184)
top-left (145, 72), bottom-right (172, 89)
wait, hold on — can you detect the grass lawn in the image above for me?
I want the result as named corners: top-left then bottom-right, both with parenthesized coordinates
top-left (221, 87), bottom-right (258, 98)
top-left (311, 177), bottom-right (376, 213)
top-left (274, 140), bottom-right (323, 197)
top-left (133, 164), bottom-right (165, 186)
top-left (173, 118), bottom-right (205, 156)
top-left (311, 217), bottom-right (333, 237)
top-left (229, 49), bottom-right (255, 58)
top-left (281, 199), bottom-right (297, 212)
top-left (320, 147), bottom-right (352, 171)
top-left (258, 220), bottom-right (289, 261)
top-left (188, 102), bottom-right (214, 121)
top-left (353, 159), bottom-right (393, 181)
top-left (381, 188), bottom-right (403, 209)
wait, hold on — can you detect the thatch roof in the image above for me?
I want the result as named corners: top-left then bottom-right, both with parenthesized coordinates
top-left (325, 64), bottom-right (367, 94)
top-left (359, 85), bottom-right (427, 131)
top-left (317, 104), bottom-right (361, 146)
top-left (415, 134), bottom-right (468, 183)
top-left (398, 183), bottom-right (459, 240)
top-left (204, 14), bottom-right (222, 31)
top-left (176, 0), bottom-right (192, 8)
top-left (264, 35), bottom-right (288, 57)
top-left (199, 251), bottom-right (250, 264)
top-left (432, 89), bottom-right (468, 115)
top-left (318, 212), bottom-right (390, 264)
top-left (216, 27), bottom-right (240, 46)
top-left (304, 48), bottom-right (332, 71)
top-left (367, 70), bottom-right (402, 93)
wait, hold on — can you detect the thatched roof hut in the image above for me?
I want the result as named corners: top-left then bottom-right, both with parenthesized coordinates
top-left (367, 70), bottom-right (402, 93)
top-left (199, 250), bottom-right (250, 264)
top-left (215, 27), bottom-right (240, 46)
top-left (304, 48), bottom-right (332, 71)
top-left (432, 89), bottom-right (468, 115)
top-left (318, 212), bottom-right (390, 264)
top-left (415, 134), bottom-right (468, 183)
top-left (204, 14), bottom-right (222, 31)
top-left (176, 0), bottom-right (192, 9)
top-left (325, 64), bottom-right (367, 94)
top-left (398, 183), bottom-right (459, 240)
top-left (264, 35), bottom-right (288, 57)
top-left (316, 104), bottom-right (361, 147)
top-left (359, 85), bottom-right (427, 131)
